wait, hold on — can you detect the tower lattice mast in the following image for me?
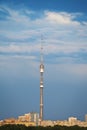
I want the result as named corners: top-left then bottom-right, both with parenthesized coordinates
top-left (40, 36), bottom-right (44, 122)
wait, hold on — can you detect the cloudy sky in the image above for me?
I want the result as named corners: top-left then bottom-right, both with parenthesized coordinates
top-left (0, 0), bottom-right (87, 121)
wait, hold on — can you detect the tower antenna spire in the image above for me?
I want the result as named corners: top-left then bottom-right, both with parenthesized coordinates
top-left (39, 35), bottom-right (44, 124)
top-left (41, 35), bottom-right (43, 63)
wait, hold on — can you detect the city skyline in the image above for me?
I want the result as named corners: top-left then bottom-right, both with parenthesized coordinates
top-left (0, 112), bottom-right (87, 127)
top-left (0, 0), bottom-right (87, 121)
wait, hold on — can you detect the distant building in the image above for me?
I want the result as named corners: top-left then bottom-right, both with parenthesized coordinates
top-left (30, 112), bottom-right (39, 126)
top-left (0, 120), bottom-right (3, 126)
top-left (3, 118), bottom-right (16, 124)
top-left (41, 120), bottom-right (55, 127)
top-left (24, 113), bottom-right (31, 122)
top-left (15, 121), bottom-right (36, 126)
top-left (85, 114), bottom-right (87, 122)
top-left (18, 112), bottom-right (39, 126)
top-left (68, 117), bottom-right (77, 126)
top-left (18, 116), bottom-right (26, 122)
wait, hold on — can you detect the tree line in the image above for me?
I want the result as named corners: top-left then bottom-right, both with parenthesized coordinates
top-left (0, 124), bottom-right (87, 130)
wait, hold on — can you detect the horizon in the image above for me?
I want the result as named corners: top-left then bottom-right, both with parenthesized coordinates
top-left (1, 111), bottom-right (86, 122)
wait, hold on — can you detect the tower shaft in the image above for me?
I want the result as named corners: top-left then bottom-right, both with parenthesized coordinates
top-left (40, 39), bottom-right (44, 122)
top-left (40, 72), bottom-right (43, 120)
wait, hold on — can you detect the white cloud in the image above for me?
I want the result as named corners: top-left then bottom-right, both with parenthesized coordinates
top-left (3, 6), bottom-right (31, 23)
top-left (0, 30), bottom-right (39, 40)
top-left (0, 39), bottom-right (87, 55)
top-left (45, 11), bottom-right (80, 25)
top-left (0, 44), bottom-right (40, 53)
top-left (0, 6), bottom-right (87, 64)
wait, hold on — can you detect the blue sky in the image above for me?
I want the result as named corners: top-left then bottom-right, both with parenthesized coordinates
top-left (0, 0), bottom-right (87, 121)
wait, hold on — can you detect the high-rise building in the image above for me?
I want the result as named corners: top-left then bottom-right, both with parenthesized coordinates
top-left (18, 112), bottom-right (39, 125)
top-left (30, 112), bottom-right (39, 126)
top-left (40, 37), bottom-right (44, 122)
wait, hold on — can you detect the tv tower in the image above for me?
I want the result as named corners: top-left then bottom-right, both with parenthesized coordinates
top-left (39, 36), bottom-right (44, 122)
